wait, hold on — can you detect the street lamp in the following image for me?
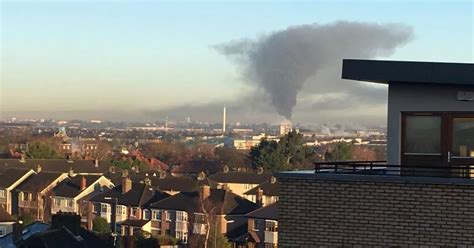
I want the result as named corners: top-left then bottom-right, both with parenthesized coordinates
top-left (104, 197), bottom-right (118, 247)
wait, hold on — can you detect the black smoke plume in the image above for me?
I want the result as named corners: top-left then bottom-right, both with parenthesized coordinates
top-left (215, 21), bottom-right (413, 119)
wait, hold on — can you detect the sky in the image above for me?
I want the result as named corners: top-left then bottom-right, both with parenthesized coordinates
top-left (1, 0), bottom-right (473, 126)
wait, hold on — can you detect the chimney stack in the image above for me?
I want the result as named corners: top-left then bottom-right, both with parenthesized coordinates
top-left (94, 159), bottom-right (99, 167)
top-left (200, 185), bottom-right (210, 201)
top-left (80, 176), bottom-right (87, 191)
top-left (122, 177), bottom-right (132, 194)
top-left (256, 188), bottom-right (264, 207)
top-left (222, 106), bottom-right (226, 134)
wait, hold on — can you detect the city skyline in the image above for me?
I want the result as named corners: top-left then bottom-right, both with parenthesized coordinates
top-left (1, 1), bottom-right (473, 125)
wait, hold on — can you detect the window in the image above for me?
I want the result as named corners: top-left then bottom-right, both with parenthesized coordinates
top-left (176, 231), bottom-right (187, 244)
top-left (265, 243), bottom-right (276, 248)
top-left (116, 205), bottom-right (126, 215)
top-left (152, 210), bottom-right (161, 220)
top-left (21, 192), bottom-right (30, 201)
top-left (54, 198), bottom-right (61, 207)
top-left (101, 203), bottom-right (110, 213)
top-left (405, 116), bottom-right (441, 154)
top-left (265, 220), bottom-right (278, 232)
top-left (143, 209), bottom-right (150, 220)
top-left (67, 199), bottom-right (73, 208)
top-left (164, 211), bottom-right (171, 221)
top-left (452, 118), bottom-right (474, 157)
top-left (194, 213), bottom-right (205, 223)
top-left (176, 211), bottom-right (187, 222)
top-left (0, 226), bottom-right (6, 237)
top-left (0, 189), bottom-right (5, 198)
top-left (130, 207), bottom-right (138, 217)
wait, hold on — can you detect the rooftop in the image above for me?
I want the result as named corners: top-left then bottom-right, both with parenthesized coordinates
top-left (53, 175), bottom-right (102, 198)
top-left (342, 59), bottom-right (474, 85)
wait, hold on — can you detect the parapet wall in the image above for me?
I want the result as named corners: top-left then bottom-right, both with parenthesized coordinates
top-left (277, 173), bottom-right (474, 247)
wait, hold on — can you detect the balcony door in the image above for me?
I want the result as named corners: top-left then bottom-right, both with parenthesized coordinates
top-left (401, 112), bottom-right (474, 175)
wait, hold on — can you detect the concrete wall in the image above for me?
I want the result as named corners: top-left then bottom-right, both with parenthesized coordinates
top-left (387, 83), bottom-right (474, 165)
top-left (278, 174), bottom-right (474, 247)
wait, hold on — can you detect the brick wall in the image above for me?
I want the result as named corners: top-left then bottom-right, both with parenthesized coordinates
top-left (278, 175), bottom-right (474, 247)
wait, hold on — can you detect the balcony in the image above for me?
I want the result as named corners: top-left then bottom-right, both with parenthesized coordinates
top-left (18, 200), bottom-right (37, 208)
top-left (314, 161), bottom-right (474, 178)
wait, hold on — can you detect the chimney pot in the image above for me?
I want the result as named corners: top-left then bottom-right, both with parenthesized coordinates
top-left (80, 176), bottom-right (87, 191)
top-left (256, 188), bottom-right (264, 207)
top-left (36, 164), bottom-right (42, 173)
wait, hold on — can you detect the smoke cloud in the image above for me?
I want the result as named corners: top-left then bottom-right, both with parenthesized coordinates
top-left (215, 21), bottom-right (413, 120)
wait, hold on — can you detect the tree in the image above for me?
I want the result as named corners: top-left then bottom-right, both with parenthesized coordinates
top-left (215, 147), bottom-right (249, 170)
top-left (352, 146), bottom-right (377, 161)
top-left (208, 226), bottom-right (232, 248)
top-left (26, 141), bottom-right (58, 159)
top-left (279, 130), bottom-right (312, 168)
top-left (249, 139), bottom-right (286, 171)
top-left (325, 142), bottom-right (354, 161)
top-left (249, 130), bottom-right (312, 171)
top-left (92, 216), bottom-right (111, 234)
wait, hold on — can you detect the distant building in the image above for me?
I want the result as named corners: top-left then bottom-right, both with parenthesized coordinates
top-left (279, 121), bottom-right (292, 136)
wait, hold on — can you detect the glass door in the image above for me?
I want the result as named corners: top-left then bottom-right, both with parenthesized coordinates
top-left (448, 115), bottom-right (474, 177)
top-left (401, 113), bottom-right (446, 176)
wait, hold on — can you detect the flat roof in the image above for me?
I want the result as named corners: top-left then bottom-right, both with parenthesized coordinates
top-left (342, 59), bottom-right (474, 85)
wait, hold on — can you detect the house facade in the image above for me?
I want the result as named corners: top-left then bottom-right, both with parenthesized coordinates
top-left (0, 168), bottom-right (36, 214)
top-left (15, 172), bottom-right (68, 221)
top-left (148, 185), bottom-right (258, 245)
top-left (88, 175), bottom-right (169, 233)
top-left (51, 174), bottom-right (114, 224)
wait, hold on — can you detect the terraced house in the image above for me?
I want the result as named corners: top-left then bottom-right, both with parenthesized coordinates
top-left (88, 174), bottom-right (169, 235)
top-left (15, 171), bottom-right (68, 221)
top-left (51, 174), bottom-right (114, 225)
top-left (0, 168), bottom-right (35, 214)
top-left (148, 185), bottom-right (258, 245)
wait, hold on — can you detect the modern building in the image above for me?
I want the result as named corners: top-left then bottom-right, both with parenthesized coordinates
top-left (276, 60), bottom-right (474, 246)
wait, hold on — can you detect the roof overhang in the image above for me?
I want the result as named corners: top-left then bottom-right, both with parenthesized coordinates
top-left (342, 59), bottom-right (474, 85)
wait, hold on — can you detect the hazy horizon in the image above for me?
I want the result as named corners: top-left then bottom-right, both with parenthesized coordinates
top-left (1, 1), bottom-right (473, 126)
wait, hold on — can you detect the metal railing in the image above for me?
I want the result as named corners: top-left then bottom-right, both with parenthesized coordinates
top-left (314, 161), bottom-right (474, 178)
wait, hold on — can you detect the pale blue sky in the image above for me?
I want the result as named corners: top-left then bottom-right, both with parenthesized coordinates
top-left (1, 0), bottom-right (473, 123)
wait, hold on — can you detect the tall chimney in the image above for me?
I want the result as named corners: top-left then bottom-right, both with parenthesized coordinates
top-left (222, 106), bottom-right (226, 134)
top-left (94, 159), bottom-right (99, 167)
top-left (256, 188), bottom-right (264, 207)
top-left (80, 176), bottom-right (87, 191)
top-left (122, 177), bottom-right (132, 194)
top-left (200, 185), bottom-right (210, 201)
